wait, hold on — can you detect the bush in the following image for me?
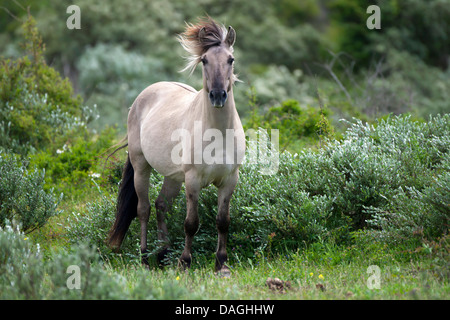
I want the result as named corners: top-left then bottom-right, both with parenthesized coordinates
top-left (27, 125), bottom-right (117, 197)
top-left (0, 14), bottom-right (85, 155)
top-left (366, 170), bottom-right (450, 243)
top-left (216, 114), bottom-right (448, 256)
top-left (76, 43), bottom-right (171, 131)
top-left (65, 192), bottom-right (138, 259)
top-left (1, 13), bottom-right (117, 198)
top-left (66, 114), bottom-right (449, 265)
top-left (0, 225), bottom-right (123, 299)
top-left (245, 99), bottom-right (335, 152)
top-left (0, 151), bottom-right (62, 234)
top-left (0, 224), bottom-right (45, 299)
top-left (0, 225), bottom-right (192, 299)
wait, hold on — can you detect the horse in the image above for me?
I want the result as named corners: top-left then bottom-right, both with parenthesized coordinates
top-left (108, 17), bottom-right (245, 276)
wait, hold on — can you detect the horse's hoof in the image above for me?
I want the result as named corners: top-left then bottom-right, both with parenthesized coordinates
top-left (177, 254), bottom-right (192, 271)
top-left (141, 249), bottom-right (150, 268)
top-left (157, 247), bottom-right (172, 267)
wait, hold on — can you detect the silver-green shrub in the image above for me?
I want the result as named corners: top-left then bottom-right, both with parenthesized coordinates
top-left (0, 151), bottom-right (62, 234)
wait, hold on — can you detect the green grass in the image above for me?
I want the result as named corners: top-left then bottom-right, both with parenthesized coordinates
top-left (3, 189), bottom-right (447, 300)
top-left (98, 240), bottom-right (449, 300)
top-left (19, 186), bottom-right (448, 300)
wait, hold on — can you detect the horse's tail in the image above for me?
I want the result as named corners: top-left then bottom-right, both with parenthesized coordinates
top-left (103, 135), bottom-right (128, 171)
top-left (108, 154), bottom-right (138, 250)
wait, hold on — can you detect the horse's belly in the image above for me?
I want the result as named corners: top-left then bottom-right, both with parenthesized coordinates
top-left (142, 140), bottom-right (185, 182)
top-left (196, 163), bottom-right (238, 187)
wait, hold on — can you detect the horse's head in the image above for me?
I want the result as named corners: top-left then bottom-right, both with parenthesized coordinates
top-left (178, 18), bottom-right (237, 108)
top-left (200, 27), bottom-right (235, 108)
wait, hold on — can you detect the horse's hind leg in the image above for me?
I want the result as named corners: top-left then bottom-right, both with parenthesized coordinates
top-left (155, 177), bottom-right (182, 266)
top-left (131, 156), bottom-right (152, 266)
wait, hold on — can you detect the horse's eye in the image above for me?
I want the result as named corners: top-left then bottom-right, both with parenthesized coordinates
top-left (201, 57), bottom-right (208, 64)
top-left (228, 57), bottom-right (235, 64)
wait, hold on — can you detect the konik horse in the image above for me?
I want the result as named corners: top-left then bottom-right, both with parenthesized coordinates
top-left (108, 17), bottom-right (245, 276)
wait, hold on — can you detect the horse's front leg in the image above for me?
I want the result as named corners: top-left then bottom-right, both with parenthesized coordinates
top-left (215, 171), bottom-right (238, 276)
top-left (180, 173), bottom-right (200, 269)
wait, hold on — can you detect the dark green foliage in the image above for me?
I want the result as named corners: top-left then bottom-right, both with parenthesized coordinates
top-left (0, 14), bottom-right (84, 155)
top-left (27, 126), bottom-right (117, 197)
top-left (1, 14), bottom-right (117, 199)
top-left (245, 99), bottom-right (335, 151)
top-left (328, 0), bottom-right (450, 70)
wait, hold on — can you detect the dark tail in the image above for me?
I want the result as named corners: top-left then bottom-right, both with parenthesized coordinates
top-left (108, 155), bottom-right (138, 250)
top-left (102, 135), bottom-right (128, 171)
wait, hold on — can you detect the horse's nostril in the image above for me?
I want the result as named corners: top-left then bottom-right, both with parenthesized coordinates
top-left (221, 90), bottom-right (227, 99)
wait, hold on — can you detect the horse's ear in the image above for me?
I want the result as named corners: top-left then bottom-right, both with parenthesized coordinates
top-left (225, 26), bottom-right (236, 47)
top-left (198, 27), bottom-right (207, 43)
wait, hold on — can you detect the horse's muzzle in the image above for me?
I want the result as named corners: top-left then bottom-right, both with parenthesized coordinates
top-left (209, 89), bottom-right (228, 108)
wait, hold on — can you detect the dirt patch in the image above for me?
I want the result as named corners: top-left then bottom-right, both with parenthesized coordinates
top-left (315, 283), bottom-right (326, 292)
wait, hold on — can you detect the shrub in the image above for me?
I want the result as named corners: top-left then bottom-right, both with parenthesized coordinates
top-left (0, 225), bottom-right (190, 299)
top-left (0, 224), bottom-right (45, 299)
top-left (245, 99), bottom-right (335, 152)
top-left (0, 225), bottom-right (123, 299)
top-left (0, 14), bottom-right (85, 155)
top-left (366, 170), bottom-right (449, 243)
top-left (1, 13), bottom-right (117, 198)
top-left (65, 192), bottom-right (139, 259)
top-left (66, 114), bottom-right (449, 265)
top-left (27, 125), bottom-right (117, 198)
top-left (0, 151), bottom-right (62, 234)
top-left (233, 114), bottom-right (448, 254)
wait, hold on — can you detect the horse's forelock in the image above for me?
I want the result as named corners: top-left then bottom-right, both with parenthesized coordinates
top-left (178, 17), bottom-right (231, 75)
top-left (188, 18), bottom-right (225, 50)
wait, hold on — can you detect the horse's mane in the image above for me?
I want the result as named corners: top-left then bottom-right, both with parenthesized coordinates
top-left (178, 17), bottom-right (232, 75)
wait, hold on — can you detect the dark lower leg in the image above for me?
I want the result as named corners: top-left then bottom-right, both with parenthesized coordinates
top-left (134, 165), bottom-right (151, 267)
top-left (138, 202), bottom-right (150, 266)
top-left (215, 181), bottom-right (235, 274)
top-left (215, 211), bottom-right (230, 272)
top-left (180, 184), bottom-right (199, 270)
top-left (180, 211), bottom-right (199, 269)
top-left (155, 178), bottom-right (182, 267)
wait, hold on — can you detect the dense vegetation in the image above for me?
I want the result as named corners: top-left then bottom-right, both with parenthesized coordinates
top-left (2, 0), bottom-right (449, 132)
top-left (0, 1), bottom-right (448, 300)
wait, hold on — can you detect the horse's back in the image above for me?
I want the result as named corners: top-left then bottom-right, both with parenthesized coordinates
top-left (131, 81), bottom-right (196, 120)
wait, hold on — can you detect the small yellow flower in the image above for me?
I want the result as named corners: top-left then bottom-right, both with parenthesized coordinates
top-left (318, 274), bottom-right (324, 280)
top-left (176, 276), bottom-right (180, 281)
top-left (309, 272), bottom-right (314, 277)
top-left (24, 237), bottom-right (28, 241)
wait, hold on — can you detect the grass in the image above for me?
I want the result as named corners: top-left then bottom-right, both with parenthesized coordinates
top-left (21, 186), bottom-right (448, 300)
top-left (98, 240), bottom-right (449, 300)
top-left (15, 167), bottom-right (446, 301)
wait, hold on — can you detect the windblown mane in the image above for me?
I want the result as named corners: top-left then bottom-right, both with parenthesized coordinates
top-left (178, 17), bottom-right (232, 75)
